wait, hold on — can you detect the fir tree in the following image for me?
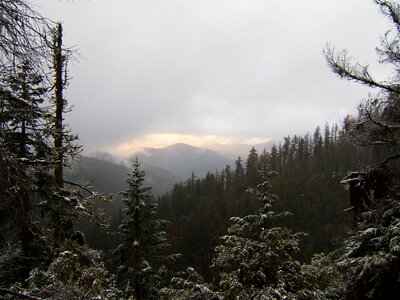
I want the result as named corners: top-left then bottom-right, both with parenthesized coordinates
top-left (112, 158), bottom-right (179, 300)
top-left (211, 164), bottom-right (312, 299)
top-left (160, 267), bottom-right (220, 300)
top-left (0, 60), bottom-right (51, 284)
top-left (245, 147), bottom-right (260, 187)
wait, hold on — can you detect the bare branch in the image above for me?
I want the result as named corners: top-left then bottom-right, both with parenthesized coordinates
top-left (365, 110), bottom-right (400, 129)
top-left (0, 288), bottom-right (41, 300)
top-left (377, 32), bottom-right (400, 65)
top-left (79, 285), bottom-right (95, 300)
top-left (64, 180), bottom-right (111, 201)
top-left (0, 0), bottom-right (54, 74)
top-left (375, 0), bottom-right (400, 30)
top-left (381, 153), bottom-right (400, 164)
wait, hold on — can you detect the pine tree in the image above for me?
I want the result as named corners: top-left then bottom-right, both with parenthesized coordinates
top-left (160, 267), bottom-right (220, 300)
top-left (270, 144), bottom-right (279, 172)
top-left (304, 1), bottom-right (400, 298)
top-left (211, 163), bottom-right (311, 299)
top-left (0, 61), bottom-right (52, 284)
top-left (112, 158), bottom-right (179, 300)
top-left (245, 147), bottom-right (259, 187)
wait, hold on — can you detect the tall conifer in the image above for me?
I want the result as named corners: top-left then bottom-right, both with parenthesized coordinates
top-left (113, 159), bottom-right (179, 299)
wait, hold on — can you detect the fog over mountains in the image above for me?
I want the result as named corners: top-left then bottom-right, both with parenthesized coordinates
top-left (135, 143), bottom-right (233, 180)
top-left (69, 143), bottom-right (238, 199)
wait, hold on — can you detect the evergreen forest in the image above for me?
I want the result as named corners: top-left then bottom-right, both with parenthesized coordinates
top-left (1, 1), bottom-right (400, 299)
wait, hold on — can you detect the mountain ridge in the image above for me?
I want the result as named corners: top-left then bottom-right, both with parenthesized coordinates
top-left (133, 142), bottom-right (234, 180)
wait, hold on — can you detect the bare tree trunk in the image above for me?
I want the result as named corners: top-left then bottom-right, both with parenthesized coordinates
top-left (52, 23), bottom-right (65, 248)
top-left (53, 22), bottom-right (64, 189)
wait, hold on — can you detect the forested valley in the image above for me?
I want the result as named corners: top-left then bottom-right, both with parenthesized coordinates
top-left (1, 1), bottom-right (400, 299)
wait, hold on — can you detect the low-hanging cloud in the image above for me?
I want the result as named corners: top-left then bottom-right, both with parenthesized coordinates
top-left (34, 0), bottom-right (390, 156)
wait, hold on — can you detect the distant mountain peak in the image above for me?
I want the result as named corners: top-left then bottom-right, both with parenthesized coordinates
top-left (161, 143), bottom-right (198, 152)
top-left (133, 143), bottom-right (233, 180)
top-left (167, 142), bottom-right (195, 148)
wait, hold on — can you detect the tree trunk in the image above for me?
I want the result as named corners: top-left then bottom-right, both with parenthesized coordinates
top-left (52, 23), bottom-right (65, 248)
top-left (53, 23), bottom-right (63, 189)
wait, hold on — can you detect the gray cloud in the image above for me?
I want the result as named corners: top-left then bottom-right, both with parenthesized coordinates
top-left (34, 0), bottom-right (390, 154)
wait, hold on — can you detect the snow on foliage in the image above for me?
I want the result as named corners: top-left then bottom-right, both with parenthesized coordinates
top-left (211, 164), bottom-right (318, 299)
top-left (112, 158), bottom-right (180, 299)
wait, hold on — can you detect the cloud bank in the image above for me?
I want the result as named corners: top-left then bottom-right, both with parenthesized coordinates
top-left (33, 0), bottom-right (390, 157)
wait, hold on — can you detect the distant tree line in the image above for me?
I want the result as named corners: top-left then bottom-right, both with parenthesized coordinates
top-left (156, 121), bottom-right (378, 279)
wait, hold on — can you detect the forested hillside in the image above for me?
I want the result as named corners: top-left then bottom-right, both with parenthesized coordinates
top-left (157, 123), bottom-right (377, 278)
top-left (1, 0), bottom-right (400, 299)
top-left (67, 156), bottom-right (178, 198)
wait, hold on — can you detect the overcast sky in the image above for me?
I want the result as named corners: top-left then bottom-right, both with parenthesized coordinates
top-left (32, 0), bottom-right (391, 158)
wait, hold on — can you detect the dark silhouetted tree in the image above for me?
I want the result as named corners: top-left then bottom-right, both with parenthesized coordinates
top-left (113, 159), bottom-right (179, 300)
